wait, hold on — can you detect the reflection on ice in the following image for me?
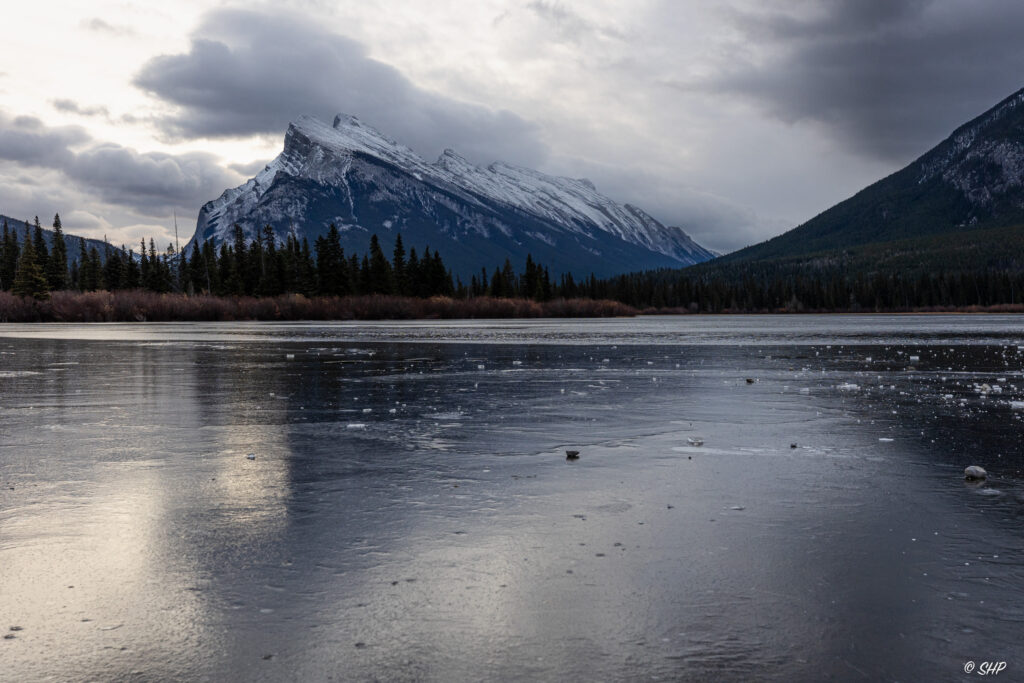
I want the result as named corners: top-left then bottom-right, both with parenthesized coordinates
top-left (1, 317), bottom-right (1023, 680)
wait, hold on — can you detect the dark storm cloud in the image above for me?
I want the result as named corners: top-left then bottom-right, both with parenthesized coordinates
top-left (687, 0), bottom-right (1024, 162)
top-left (133, 8), bottom-right (547, 167)
top-left (0, 112), bottom-right (239, 216)
top-left (0, 114), bottom-right (88, 167)
top-left (68, 145), bottom-right (239, 212)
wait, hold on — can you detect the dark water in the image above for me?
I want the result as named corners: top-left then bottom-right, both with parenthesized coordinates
top-left (1, 315), bottom-right (1023, 681)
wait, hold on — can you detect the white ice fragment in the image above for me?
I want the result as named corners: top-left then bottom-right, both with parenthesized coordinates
top-left (347, 423), bottom-right (367, 429)
top-left (837, 383), bottom-right (860, 391)
top-left (879, 438), bottom-right (894, 442)
top-left (1010, 401), bottom-right (1024, 411)
top-left (286, 354), bottom-right (295, 360)
top-left (477, 364), bottom-right (486, 370)
top-left (389, 408), bottom-right (397, 414)
top-left (362, 408), bottom-right (372, 413)
top-left (512, 360), bottom-right (522, 366)
top-left (909, 355), bottom-right (920, 362)
top-left (798, 388), bottom-right (810, 395)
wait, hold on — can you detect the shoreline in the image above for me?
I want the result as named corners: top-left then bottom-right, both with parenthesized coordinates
top-left (2, 289), bottom-right (1024, 323)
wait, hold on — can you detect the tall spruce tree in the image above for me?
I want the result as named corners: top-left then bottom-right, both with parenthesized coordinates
top-left (76, 238), bottom-right (88, 291)
top-left (47, 213), bottom-right (67, 290)
top-left (392, 233), bottom-right (407, 295)
top-left (0, 220), bottom-right (19, 290)
top-left (368, 234), bottom-right (393, 294)
top-left (32, 217), bottom-right (49, 278)
top-left (12, 226), bottom-right (49, 299)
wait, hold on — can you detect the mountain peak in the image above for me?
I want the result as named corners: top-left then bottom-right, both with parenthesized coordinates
top-left (435, 148), bottom-right (476, 173)
top-left (288, 114), bottom-right (426, 175)
top-left (193, 113), bottom-right (716, 275)
top-left (332, 113), bottom-right (363, 129)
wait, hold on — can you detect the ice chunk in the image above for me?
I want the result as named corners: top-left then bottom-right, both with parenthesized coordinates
top-left (347, 423), bottom-right (367, 430)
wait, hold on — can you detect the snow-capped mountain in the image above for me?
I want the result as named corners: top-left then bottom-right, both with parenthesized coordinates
top-left (190, 114), bottom-right (715, 277)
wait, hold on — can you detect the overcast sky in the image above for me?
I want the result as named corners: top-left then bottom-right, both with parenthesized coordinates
top-left (2, 0), bottom-right (1023, 253)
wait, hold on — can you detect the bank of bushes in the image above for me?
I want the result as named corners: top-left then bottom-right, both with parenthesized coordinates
top-left (0, 290), bottom-right (637, 323)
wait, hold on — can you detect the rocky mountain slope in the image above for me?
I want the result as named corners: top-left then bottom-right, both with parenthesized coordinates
top-left (190, 114), bottom-right (715, 277)
top-left (718, 87), bottom-right (1024, 265)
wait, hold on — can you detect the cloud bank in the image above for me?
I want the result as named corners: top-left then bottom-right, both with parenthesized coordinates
top-left (134, 9), bottom-right (548, 169)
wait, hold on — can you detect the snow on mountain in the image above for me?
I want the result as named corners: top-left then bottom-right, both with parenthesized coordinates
top-left (191, 114), bottom-right (715, 277)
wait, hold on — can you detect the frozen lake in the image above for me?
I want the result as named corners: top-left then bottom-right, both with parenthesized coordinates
top-left (1, 315), bottom-right (1023, 681)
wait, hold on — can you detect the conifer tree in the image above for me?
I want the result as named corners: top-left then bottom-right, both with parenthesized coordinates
top-left (359, 254), bottom-right (371, 294)
top-left (407, 248), bottom-right (421, 296)
top-left (32, 216), bottom-right (49, 277)
top-left (124, 248), bottom-right (140, 289)
top-left (47, 213), bottom-right (67, 290)
top-left (230, 225), bottom-right (247, 295)
top-left (258, 225), bottom-right (282, 296)
top-left (368, 234), bottom-right (393, 294)
top-left (138, 238), bottom-right (150, 290)
top-left (78, 239), bottom-right (89, 291)
top-left (298, 238), bottom-right (316, 296)
top-left (392, 233), bottom-right (407, 295)
top-left (316, 224), bottom-right (346, 295)
top-left (81, 243), bottom-right (102, 291)
top-left (12, 227), bottom-right (49, 299)
top-left (0, 220), bottom-right (19, 290)
top-left (102, 240), bottom-right (124, 290)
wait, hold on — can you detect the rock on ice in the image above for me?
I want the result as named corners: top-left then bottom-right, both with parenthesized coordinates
top-left (964, 465), bottom-right (987, 480)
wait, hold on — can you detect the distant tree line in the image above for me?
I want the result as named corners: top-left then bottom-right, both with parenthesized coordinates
top-left (582, 265), bottom-right (1024, 312)
top-left (0, 218), bottom-right (561, 302)
top-left (5, 214), bottom-right (1024, 312)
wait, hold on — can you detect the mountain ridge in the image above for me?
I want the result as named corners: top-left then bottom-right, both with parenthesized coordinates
top-left (190, 114), bottom-right (715, 277)
top-left (716, 86), bottom-right (1024, 265)
top-left (0, 215), bottom-right (122, 264)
